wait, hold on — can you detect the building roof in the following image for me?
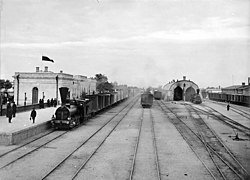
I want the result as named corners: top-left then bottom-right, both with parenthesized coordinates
top-left (222, 85), bottom-right (250, 90)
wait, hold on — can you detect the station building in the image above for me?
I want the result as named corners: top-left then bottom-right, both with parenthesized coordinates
top-left (13, 66), bottom-right (96, 106)
top-left (162, 76), bottom-right (200, 101)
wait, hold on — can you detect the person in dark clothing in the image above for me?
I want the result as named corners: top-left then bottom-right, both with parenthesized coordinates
top-left (227, 103), bottom-right (230, 111)
top-left (6, 101), bottom-right (10, 117)
top-left (47, 99), bottom-right (50, 107)
top-left (53, 99), bottom-right (57, 107)
top-left (42, 99), bottom-right (45, 108)
top-left (6, 103), bottom-right (12, 123)
top-left (6, 102), bottom-right (12, 123)
top-left (39, 99), bottom-right (42, 109)
top-left (12, 102), bottom-right (17, 118)
top-left (30, 108), bottom-right (37, 123)
top-left (50, 98), bottom-right (54, 107)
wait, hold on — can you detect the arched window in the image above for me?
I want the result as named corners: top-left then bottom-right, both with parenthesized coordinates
top-left (32, 87), bottom-right (38, 104)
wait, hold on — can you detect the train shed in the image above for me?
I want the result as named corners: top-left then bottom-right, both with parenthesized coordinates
top-left (163, 76), bottom-right (200, 101)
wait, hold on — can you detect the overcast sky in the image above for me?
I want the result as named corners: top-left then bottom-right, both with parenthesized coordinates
top-left (0, 0), bottom-right (249, 88)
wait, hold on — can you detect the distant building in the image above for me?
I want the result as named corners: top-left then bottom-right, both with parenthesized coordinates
top-left (162, 76), bottom-right (200, 101)
top-left (221, 80), bottom-right (250, 96)
top-left (13, 67), bottom-right (96, 105)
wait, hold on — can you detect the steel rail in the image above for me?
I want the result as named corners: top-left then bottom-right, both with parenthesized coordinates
top-left (40, 96), bottom-right (139, 180)
top-left (187, 104), bottom-right (250, 179)
top-left (159, 101), bottom-right (248, 180)
top-left (192, 105), bottom-right (250, 136)
top-left (0, 130), bottom-right (55, 158)
top-left (157, 101), bottom-right (217, 180)
top-left (201, 105), bottom-right (250, 131)
top-left (150, 109), bottom-right (162, 180)
top-left (129, 108), bottom-right (144, 180)
top-left (0, 130), bottom-right (68, 169)
top-left (71, 96), bottom-right (139, 180)
top-left (184, 105), bottom-right (227, 180)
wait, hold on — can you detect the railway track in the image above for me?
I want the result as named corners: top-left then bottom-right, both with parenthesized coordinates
top-left (0, 130), bottom-right (68, 169)
top-left (40, 96), bottom-right (140, 180)
top-left (158, 100), bottom-right (250, 180)
top-left (129, 108), bottom-right (161, 180)
top-left (230, 107), bottom-right (250, 120)
top-left (209, 101), bottom-right (250, 119)
top-left (193, 104), bottom-right (250, 137)
top-left (185, 104), bottom-right (249, 180)
top-left (0, 96), bottom-right (138, 179)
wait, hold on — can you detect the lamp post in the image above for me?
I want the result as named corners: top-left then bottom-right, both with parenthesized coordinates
top-left (24, 92), bottom-right (27, 106)
top-left (56, 75), bottom-right (58, 104)
top-left (16, 74), bottom-right (20, 105)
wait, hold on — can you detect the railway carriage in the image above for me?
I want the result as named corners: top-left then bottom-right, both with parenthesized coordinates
top-left (208, 92), bottom-right (250, 107)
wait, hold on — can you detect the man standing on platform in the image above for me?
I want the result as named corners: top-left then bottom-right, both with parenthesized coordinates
top-left (30, 108), bottom-right (37, 123)
top-left (6, 102), bottom-right (12, 123)
top-left (12, 101), bottom-right (17, 118)
top-left (227, 103), bottom-right (230, 111)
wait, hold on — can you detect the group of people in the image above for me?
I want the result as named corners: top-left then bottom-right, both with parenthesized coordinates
top-left (46, 98), bottom-right (57, 107)
top-left (39, 98), bottom-right (57, 109)
top-left (6, 101), bottom-right (17, 123)
top-left (6, 101), bottom-right (37, 123)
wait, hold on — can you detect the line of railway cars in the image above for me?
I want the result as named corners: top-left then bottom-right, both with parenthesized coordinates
top-left (208, 93), bottom-right (250, 107)
top-left (51, 87), bottom-right (128, 129)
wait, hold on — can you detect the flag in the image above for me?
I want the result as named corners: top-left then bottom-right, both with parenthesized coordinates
top-left (42, 56), bottom-right (54, 63)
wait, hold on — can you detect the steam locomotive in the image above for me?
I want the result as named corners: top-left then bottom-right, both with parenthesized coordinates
top-left (51, 87), bottom-right (128, 129)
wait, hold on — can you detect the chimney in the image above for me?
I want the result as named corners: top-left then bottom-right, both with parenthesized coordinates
top-left (242, 82), bottom-right (245, 86)
top-left (183, 76), bottom-right (186, 80)
top-left (248, 77), bottom-right (250, 85)
top-left (44, 66), bottom-right (48, 72)
top-left (59, 87), bottom-right (69, 105)
top-left (36, 67), bottom-right (39, 72)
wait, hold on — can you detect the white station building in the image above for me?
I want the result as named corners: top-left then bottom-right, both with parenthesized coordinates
top-left (13, 66), bottom-right (96, 106)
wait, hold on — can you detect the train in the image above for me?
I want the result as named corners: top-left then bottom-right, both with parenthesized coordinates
top-left (153, 90), bottom-right (162, 100)
top-left (141, 93), bottom-right (153, 108)
top-left (208, 93), bottom-right (250, 107)
top-left (190, 93), bottom-right (202, 104)
top-left (51, 87), bottom-right (128, 129)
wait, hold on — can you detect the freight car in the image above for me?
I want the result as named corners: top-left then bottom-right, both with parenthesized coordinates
top-left (208, 93), bottom-right (250, 107)
top-left (51, 87), bottom-right (128, 129)
top-left (153, 90), bottom-right (162, 100)
top-left (141, 93), bottom-right (153, 108)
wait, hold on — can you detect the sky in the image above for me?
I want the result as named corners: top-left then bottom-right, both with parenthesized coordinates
top-left (0, 0), bottom-right (249, 88)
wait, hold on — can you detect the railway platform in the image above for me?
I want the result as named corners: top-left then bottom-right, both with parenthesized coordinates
top-left (0, 107), bottom-right (57, 145)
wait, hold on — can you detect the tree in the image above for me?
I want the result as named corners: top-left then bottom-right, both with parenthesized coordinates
top-left (0, 79), bottom-right (12, 90)
top-left (95, 74), bottom-right (108, 83)
top-left (95, 74), bottom-right (113, 93)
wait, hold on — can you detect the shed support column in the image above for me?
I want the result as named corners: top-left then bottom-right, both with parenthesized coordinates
top-left (56, 75), bottom-right (58, 105)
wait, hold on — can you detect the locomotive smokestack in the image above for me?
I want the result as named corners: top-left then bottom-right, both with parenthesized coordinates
top-left (59, 87), bottom-right (69, 105)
